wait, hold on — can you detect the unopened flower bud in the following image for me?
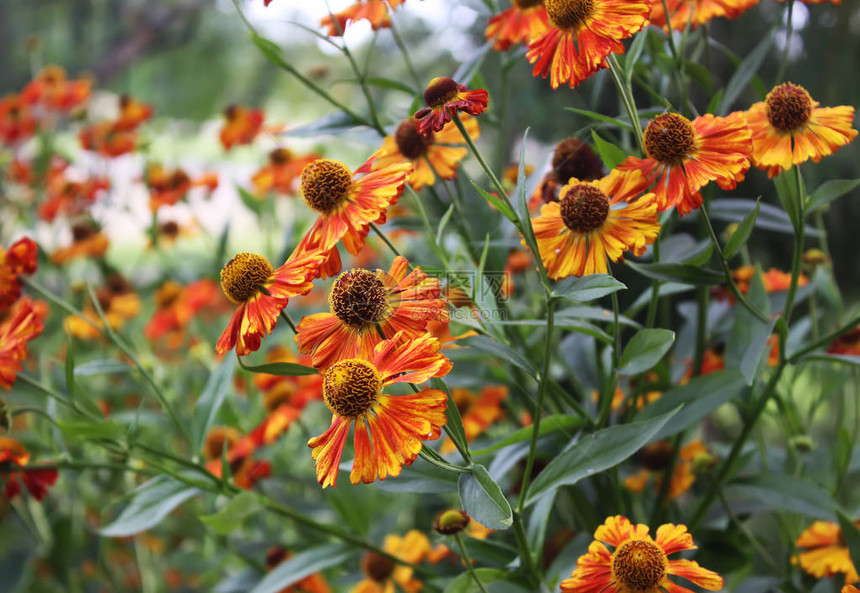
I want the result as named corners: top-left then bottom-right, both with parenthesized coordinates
top-left (434, 509), bottom-right (470, 535)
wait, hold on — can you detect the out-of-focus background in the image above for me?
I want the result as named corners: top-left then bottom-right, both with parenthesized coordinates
top-left (2, 0), bottom-right (858, 290)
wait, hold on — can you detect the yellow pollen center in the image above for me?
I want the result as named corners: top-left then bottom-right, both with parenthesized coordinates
top-left (424, 77), bottom-right (461, 108)
top-left (395, 118), bottom-right (434, 159)
top-left (611, 539), bottom-right (668, 592)
top-left (545, 0), bottom-right (594, 30)
top-left (300, 159), bottom-right (353, 213)
top-left (560, 184), bottom-right (610, 233)
top-left (361, 551), bottom-right (396, 582)
top-left (644, 113), bottom-right (696, 163)
top-left (329, 268), bottom-right (390, 328)
top-left (514, 0), bottom-right (544, 7)
top-left (219, 252), bottom-right (273, 304)
top-left (766, 83), bottom-right (813, 131)
top-left (323, 359), bottom-right (381, 418)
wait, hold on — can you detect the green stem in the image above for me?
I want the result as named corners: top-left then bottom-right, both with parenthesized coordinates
top-left (451, 113), bottom-right (514, 212)
top-left (693, 286), bottom-right (708, 376)
top-left (512, 511), bottom-right (541, 586)
top-left (606, 54), bottom-right (645, 154)
top-left (16, 372), bottom-right (77, 412)
top-left (645, 238), bottom-right (662, 328)
top-left (782, 166), bottom-right (806, 323)
top-left (388, 17), bottom-right (422, 91)
top-left (454, 532), bottom-right (490, 593)
top-left (279, 311), bottom-right (298, 334)
top-left (370, 221), bottom-right (405, 260)
top-left (789, 313), bottom-right (860, 363)
top-left (418, 446), bottom-right (471, 474)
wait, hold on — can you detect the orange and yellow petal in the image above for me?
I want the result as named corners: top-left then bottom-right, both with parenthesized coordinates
top-left (0, 298), bottom-right (46, 389)
top-left (650, 0), bottom-right (759, 31)
top-left (560, 540), bottom-right (614, 593)
top-left (595, 515), bottom-right (651, 548)
top-left (308, 416), bottom-right (353, 488)
top-left (372, 332), bottom-right (452, 385)
top-left (485, 5), bottom-right (551, 51)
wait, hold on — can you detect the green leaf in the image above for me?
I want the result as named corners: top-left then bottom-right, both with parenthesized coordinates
top-left (564, 108), bottom-right (633, 132)
top-left (515, 129), bottom-right (535, 241)
top-left (362, 76), bottom-right (417, 95)
top-left (638, 370), bottom-right (748, 440)
top-left (837, 510), bottom-right (860, 580)
top-left (444, 568), bottom-right (509, 593)
top-left (237, 186), bottom-right (264, 215)
top-left (553, 274), bottom-right (627, 302)
top-left (774, 167), bottom-right (802, 232)
top-left (374, 457), bottom-right (458, 494)
top-left (591, 131), bottom-right (628, 170)
top-left (436, 204), bottom-right (455, 246)
top-left (723, 198), bottom-right (760, 259)
top-left (454, 41), bottom-right (492, 86)
top-left (192, 357), bottom-right (236, 452)
top-left (471, 180), bottom-right (517, 223)
top-left (725, 267), bottom-right (774, 384)
top-left (237, 358), bottom-right (318, 377)
top-left (624, 30), bottom-right (649, 82)
top-left (434, 378), bottom-right (470, 461)
top-left (471, 415), bottom-right (583, 456)
top-left (73, 359), bottom-right (133, 376)
top-left (725, 475), bottom-right (840, 520)
top-left (459, 465), bottom-right (513, 530)
top-left (709, 198), bottom-right (819, 237)
top-left (806, 178), bottom-right (860, 215)
top-left (58, 420), bottom-right (125, 442)
top-left (626, 261), bottom-right (725, 286)
top-left (200, 491), bottom-right (262, 535)
top-left (798, 353), bottom-right (860, 368)
top-left (249, 544), bottom-right (352, 593)
top-left (556, 306), bottom-right (641, 328)
top-left (282, 110), bottom-right (362, 138)
top-left (718, 35), bottom-right (772, 115)
top-left (100, 476), bottom-right (200, 537)
top-left (526, 407), bottom-right (680, 505)
top-left (462, 335), bottom-right (537, 376)
top-left (618, 329), bottom-right (675, 375)
top-left (494, 318), bottom-right (613, 345)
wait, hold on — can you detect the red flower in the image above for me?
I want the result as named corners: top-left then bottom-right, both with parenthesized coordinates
top-left (0, 298), bottom-right (45, 389)
top-left (414, 77), bottom-right (489, 136)
top-left (1, 436), bottom-right (58, 501)
top-left (0, 237), bottom-right (38, 309)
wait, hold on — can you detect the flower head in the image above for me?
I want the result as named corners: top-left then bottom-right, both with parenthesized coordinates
top-left (50, 221), bottom-right (110, 264)
top-left (0, 94), bottom-right (37, 145)
top-left (562, 515), bottom-right (723, 593)
top-left (216, 250), bottom-right (323, 356)
top-left (796, 521), bottom-right (860, 584)
top-left (527, 0), bottom-right (650, 89)
top-left (0, 298), bottom-right (45, 389)
top-left (115, 94), bottom-right (153, 131)
top-left (265, 548), bottom-right (331, 593)
top-left (625, 440), bottom-right (713, 500)
top-left (0, 237), bottom-right (38, 309)
top-left (533, 137), bottom-right (605, 206)
top-left (145, 279), bottom-right (225, 349)
top-left (413, 77), bottom-right (489, 136)
top-left (321, 0), bottom-right (407, 36)
top-left (296, 256), bottom-right (448, 370)
top-left (744, 82), bottom-right (857, 178)
top-left (21, 65), bottom-right (91, 111)
top-left (252, 346), bottom-right (323, 412)
top-left (485, 0), bottom-right (551, 51)
top-left (79, 120), bottom-right (139, 158)
top-left (296, 157), bottom-right (411, 278)
top-left (308, 333), bottom-right (451, 487)
top-left (1, 436), bottom-right (58, 501)
top-left (368, 115), bottom-right (479, 191)
top-left (64, 274), bottom-right (140, 340)
top-left (617, 112), bottom-right (752, 215)
top-left (252, 148), bottom-right (321, 196)
top-left (145, 164), bottom-right (193, 211)
top-left (219, 104), bottom-right (265, 150)
top-left (531, 169), bottom-right (660, 279)
top-left (650, 0), bottom-right (759, 31)
top-left (352, 530), bottom-right (435, 593)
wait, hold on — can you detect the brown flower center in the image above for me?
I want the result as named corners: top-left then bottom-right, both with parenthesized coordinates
top-left (223, 104), bottom-right (239, 121)
top-left (270, 147), bottom-right (294, 165)
top-left (639, 440), bottom-right (674, 471)
top-left (219, 252), bottom-right (273, 304)
top-left (552, 137), bottom-right (605, 183)
top-left (424, 77), bottom-right (461, 108)
top-left (766, 83), bottom-right (813, 132)
top-left (329, 268), bottom-right (390, 327)
top-left (361, 551), bottom-right (396, 582)
top-left (611, 539), bottom-right (668, 591)
top-left (155, 281), bottom-right (183, 309)
top-left (560, 184), bottom-right (610, 233)
top-left (159, 221), bottom-right (180, 238)
top-left (300, 159), bottom-right (353, 213)
top-left (71, 222), bottom-right (98, 242)
top-left (545, 0), bottom-right (594, 30)
top-left (395, 118), bottom-right (434, 159)
top-left (202, 427), bottom-right (240, 460)
top-left (644, 113), bottom-right (696, 163)
top-left (514, 0), bottom-right (544, 7)
top-left (323, 359), bottom-right (381, 418)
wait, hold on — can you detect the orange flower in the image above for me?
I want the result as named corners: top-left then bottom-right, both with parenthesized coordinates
top-left (296, 157), bottom-right (411, 278)
top-left (0, 237), bottom-right (38, 309)
top-left (145, 163), bottom-right (193, 211)
top-left (597, 385), bottom-right (661, 412)
top-left (532, 137), bottom-right (605, 207)
top-left (20, 65), bottom-right (91, 111)
top-left (625, 440), bottom-right (712, 500)
top-left (617, 112), bottom-right (752, 215)
top-left (368, 115), bottom-right (479, 191)
top-left (413, 77), bottom-right (489, 137)
top-left (252, 346), bottom-right (323, 412)
top-left (265, 548), bottom-right (331, 593)
top-left (219, 104), bottom-right (264, 150)
top-left (115, 94), bottom-right (153, 131)
top-left (79, 121), bottom-right (139, 158)
top-left (562, 516), bottom-right (723, 593)
top-left (485, 1), bottom-right (551, 51)
top-left (296, 256), bottom-right (448, 370)
top-left (744, 82), bottom-right (857, 178)
top-left (252, 148), bottom-right (320, 196)
top-left (828, 327), bottom-right (860, 356)
top-left (308, 332), bottom-right (451, 487)
top-left (0, 298), bottom-right (45, 389)
top-left (0, 94), bottom-right (37, 145)
top-left (527, 0), bottom-right (650, 89)
top-left (145, 279), bottom-right (224, 347)
top-left (0, 436), bottom-right (58, 501)
top-left (50, 222), bottom-right (110, 264)
top-left (532, 169), bottom-right (660, 279)
top-left (649, 0), bottom-right (759, 31)
top-left (351, 530), bottom-right (434, 593)
top-left (321, 0), bottom-right (406, 36)
top-left (776, 0), bottom-right (840, 4)
top-left (731, 265), bottom-right (808, 295)
top-left (216, 251), bottom-right (323, 356)
top-left (845, 587), bottom-right (860, 593)
top-left (64, 274), bottom-right (140, 340)
top-left (38, 161), bottom-right (109, 222)
top-left (796, 521), bottom-right (860, 584)
top-left (441, 386), bottom-right (506, 453)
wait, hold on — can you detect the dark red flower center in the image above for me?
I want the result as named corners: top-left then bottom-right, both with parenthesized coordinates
top-left (159, 221), bottom-right (180, 238)
top-left (395, 118), bottom-right (434, 159)
top-left (552, 137), bottom-right (605, 183)
top-left (424, 77), bottom-right (461, 108)
top-left (71, 222), bottom-right (98, 242)
top-left (361, 551), bottom-right (396, 582)
top-left (545, 0), bottom-right (594, 30)
top-left (644, 113), bottom-right (696, 163)
top-left (560, 184), bottom-right (610, 233)
top-left (514, 0), bottom-right (544, 7)
top-left (300, 159), bottom-right (353, 213)
top-left (611, 539), bottom-right (668, 591)
top-left (219, 252), bottom-right (272, 304)
top-left (329, 268), bottom-right (390, 327)
top-left (323, 359), bottom-right (381, 418)
top-left (270, 147), bottom-right (294, 164)
top-left (639, 440), bottom-right (674, 471)
top-left (766, 83), bottom-right (813, 131)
